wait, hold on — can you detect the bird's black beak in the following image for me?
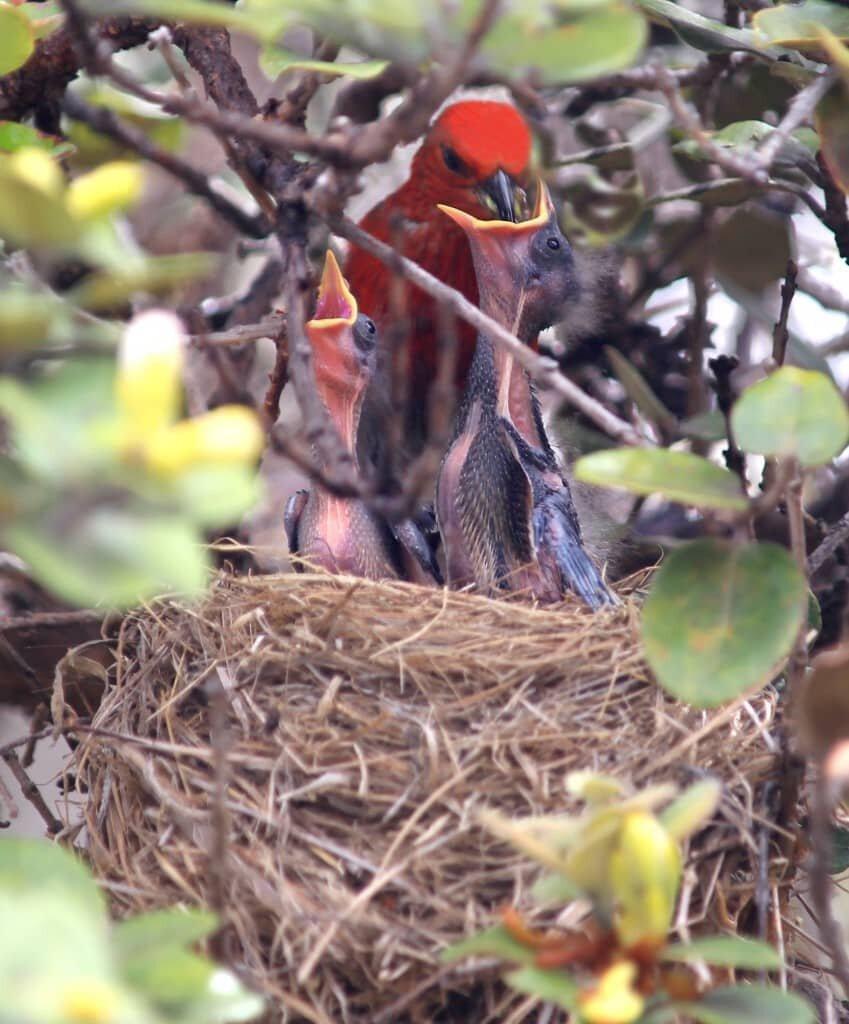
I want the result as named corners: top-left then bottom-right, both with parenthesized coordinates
top-left (481, 168), bottom-right (518, 222)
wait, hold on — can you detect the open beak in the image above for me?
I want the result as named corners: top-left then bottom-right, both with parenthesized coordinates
top-left (480, 167), bottom-right (519, 222)
top-left (439, 180), bottom-right (556, 298)
top-left (306, 250), bottom-right (359, 381)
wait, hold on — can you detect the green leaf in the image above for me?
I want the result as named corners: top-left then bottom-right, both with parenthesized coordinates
top-left (81, 0), bottom-right (275, 37)
top-left (260, 47), bottom-right (388, 81)
top-left (115, 908), bottom-right (219, 963)
top-left (68, 252), bottom-right (218, 310)
top-left (754, 0), bottom-right (849, 57)
top-left (0, 358), bottom-right (118, 480)
top-left (714, 206), bottom-right (793, 294)
top-left (731, 367), bottom-right (849, 467)
top-left (531, 872), bottom-right (582, 905)
top-left (661, 935), bottom-right (782, 970)
top-left (0, 3), bottom-right (34, 75)
top-left (0, 838), bottom-right (104, 917)
top-left (170, 465), bottom-right (263, 528)
top-left (574, 448), bottom-right (748, 511)
top-left (636, 0), bottom-right (765, 54)
top-left (4, 510), bottom-right (209, 608)
top-left (673, 120), bottom-right (819, 182)
top-left (659, 779), bottom-right (721, 841)
top-left (0, 121), bottom-right (74, 157)
top-left (677, 984), bottom-right (814, 1024)
top-left (506, 966), bottom-right (580, 1011)
top-left (0, 160), bottom-right (78, 249)
top-left (483, 3), bottom-right (648, 85)
top-left (605, 347), bottom-right (678, 435)
top-left (641, 540), bottom-right (808, 708)
top-left (680, 410), bottom-right (727, 443)
top-left (817, 86), bottom-right (849, 195)
top-left (0, 286), bottom-right (56, 351)
top-left (443, 924), bottom-right (536, 965)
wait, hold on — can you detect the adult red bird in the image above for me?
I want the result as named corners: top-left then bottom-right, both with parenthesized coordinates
top-left (345, 99), bottom-right (533, 453)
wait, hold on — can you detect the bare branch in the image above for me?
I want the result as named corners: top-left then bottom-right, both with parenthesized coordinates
top-left (62, 91), bottom-right (270, 238)
top-left (771, 260), bottom-right (798, 368)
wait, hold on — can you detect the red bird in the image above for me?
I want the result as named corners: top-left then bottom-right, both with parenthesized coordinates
top-left (345, 99), bottom-right (533, 452)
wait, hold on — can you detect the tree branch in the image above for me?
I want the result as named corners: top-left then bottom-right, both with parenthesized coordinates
top-left (62, 91), bottom-right (270, 237)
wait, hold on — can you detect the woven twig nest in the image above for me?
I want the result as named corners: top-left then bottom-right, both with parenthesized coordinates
top-left (70, 572), bottom-right (780, 1023)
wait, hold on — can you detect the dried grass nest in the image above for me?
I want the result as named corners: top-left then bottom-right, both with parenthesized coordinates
top-left (71, 570), bottom-right (782, 1024)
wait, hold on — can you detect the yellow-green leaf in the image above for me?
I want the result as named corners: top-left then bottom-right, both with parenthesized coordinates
top-left (66, 161), bottom-right (144, 221)
top-left (574, 448), bottom-right (747, 511)
top-left (0, 3), bottom-right (34, 75)
top-left (754, 0), bottom-right (849, 57)
top-left (731, 366), bottom-right (849, 466)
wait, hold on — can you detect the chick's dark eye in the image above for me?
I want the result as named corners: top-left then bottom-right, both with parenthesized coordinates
top-left (547, 237), bottom-right (561, 251)
top-left (365, 319), bottom-right (376, 335)
top-left (442, 146), bottom-right (464, 175)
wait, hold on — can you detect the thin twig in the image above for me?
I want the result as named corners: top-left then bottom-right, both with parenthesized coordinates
top-left (755, 71), bottom-right (837, 174)
top-left (62, 91), bottom-right (269, 238)
top-left (809, 509), bottom-right (849, 576)
top-left (772, 260), bottom-right (798, 367)
top-left (1, 748), bottom-right (62, 834)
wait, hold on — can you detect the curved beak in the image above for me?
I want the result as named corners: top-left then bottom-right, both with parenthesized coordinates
top-left (480, 167), bottom-right (519, 222)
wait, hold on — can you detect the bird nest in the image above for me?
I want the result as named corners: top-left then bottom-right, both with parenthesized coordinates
top-left (69, 571), bottom-right (781, 1023)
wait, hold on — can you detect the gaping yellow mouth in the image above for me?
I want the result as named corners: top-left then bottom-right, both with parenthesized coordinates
top-left (438, 179), bottom-right (554, 238)
top-left (308, 249), bottom-right (358, 330)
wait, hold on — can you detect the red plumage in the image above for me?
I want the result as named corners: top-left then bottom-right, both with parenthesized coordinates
top-left (345, 99), bottom-right (532, 447)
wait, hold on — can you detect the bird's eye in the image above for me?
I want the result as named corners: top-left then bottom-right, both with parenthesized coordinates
top-left (442, 146), bottom-right (465, 175)
top-left (365, 318), bottom-right (376, 335)
top-left (547, 237), bottom-right (561, 251)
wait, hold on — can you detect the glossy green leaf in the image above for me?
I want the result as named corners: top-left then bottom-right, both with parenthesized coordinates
top-left (4, 510), bottom-right (209, 608)
top-left (483, 3), bottom-right (648, 85)
top-left (732, 367), bottom-right (849, 466)
top-left (817, 86), bottom-right (849, 195)
top-left (443, 924), bottom-right (536, 965)
top-left (506, 966), bottom-right (580, 1011)
top-left (637, 0), bottom-right (765, 54)
top-left (0, 121), bottom-right (74, 157)
top-left (0, 3), bottom-right (34, 75)
top-left (661, 935), bottom-right (781, 969)
top-left (754, 0), bottom-right (849, 56)
top-left (642, 540), bottom-right (808, 708)
top-left (574, 448), bottom-right (747, 511)
top-left (677, 984), bottom-right (814, 1024)
top-left (260, 47), bottom-right (388, 81)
